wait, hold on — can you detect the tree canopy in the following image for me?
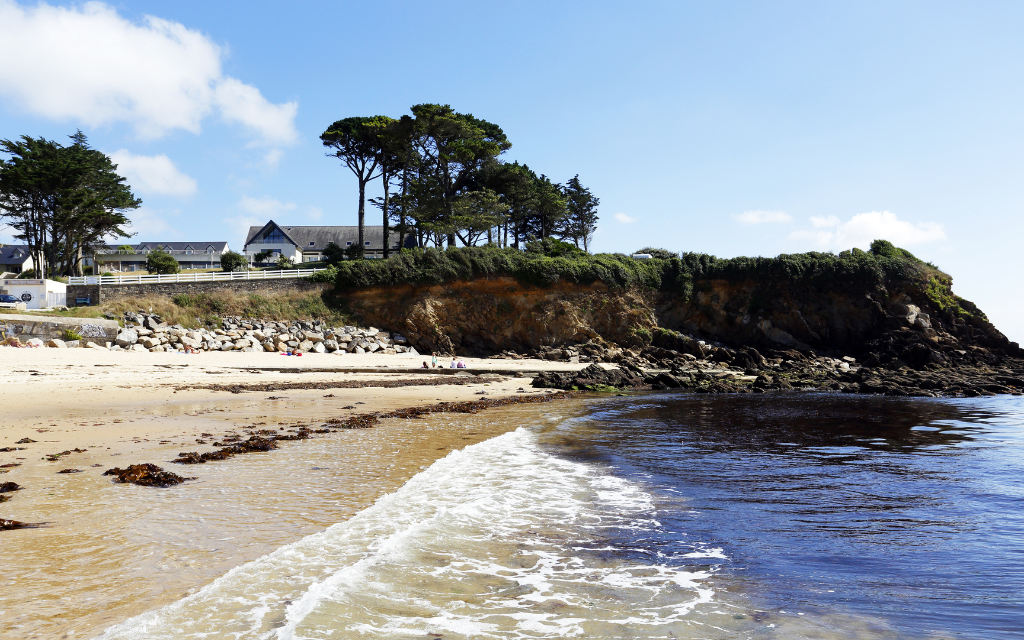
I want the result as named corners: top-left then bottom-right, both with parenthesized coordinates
top-left (0, 131), bottom-right (139, 278)
top-left (322, 105), bottom-right (599, 255)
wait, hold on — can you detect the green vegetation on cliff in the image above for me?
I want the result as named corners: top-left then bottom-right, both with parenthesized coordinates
top-left (312, 238), bottom-right (978, 317)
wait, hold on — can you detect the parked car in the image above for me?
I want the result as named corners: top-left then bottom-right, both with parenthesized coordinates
top-left (0, 293), bottom-right (28, 310)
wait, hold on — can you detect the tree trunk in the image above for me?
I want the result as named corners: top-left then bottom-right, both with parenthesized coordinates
top-left (357, 177), bottom-right (366, 258)
top-left (382, 170), bottom-right (391, 259)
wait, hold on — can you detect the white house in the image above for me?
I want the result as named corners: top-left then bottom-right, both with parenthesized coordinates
top-left (90, 242), bottom-right (231, 272)
top-left (0, 244), bottom-right (34, 275)
top-left (243, 220), bottom-right (415, 264)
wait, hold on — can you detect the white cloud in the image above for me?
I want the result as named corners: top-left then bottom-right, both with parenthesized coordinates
top-left (735, 209), bottom-right (793, 224)
top-left (791, 211), bottom-right (946, 249)
top-left (224, 214), bottom-right (265, 244)
top-left (307, 207), bottom-right (323, 221)
top-left (0, 0), bottom-right (298, 145)
top-left (109, 149), bottom-right (197, 197)
top-left (238, 195), bottom-right (296, 218)
top-left (615, 212), bottom-right (636, 224)
top-left (119, 207), bottom-right (178, 240)
top-left (262, 148), bottom-right (284, 168)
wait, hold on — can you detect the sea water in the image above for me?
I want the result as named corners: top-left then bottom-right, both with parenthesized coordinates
top-left (97, 393), bottom-right (1024, 639)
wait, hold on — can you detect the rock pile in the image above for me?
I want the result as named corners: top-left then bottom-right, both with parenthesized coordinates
top-left (532, 341), bottom-right (1024, 398)
top-left (94, 313), bottom-right (421, 355)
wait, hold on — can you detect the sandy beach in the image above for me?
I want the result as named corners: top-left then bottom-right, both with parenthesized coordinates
top-left (0, 348), bottom-right (592, 639)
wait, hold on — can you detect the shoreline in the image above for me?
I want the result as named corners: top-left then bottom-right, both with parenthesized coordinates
top-left (0, 348), bottom-right (591, 639)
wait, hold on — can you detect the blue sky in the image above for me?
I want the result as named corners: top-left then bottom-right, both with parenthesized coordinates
top-left (1, 1), bottom-right (1023, 341)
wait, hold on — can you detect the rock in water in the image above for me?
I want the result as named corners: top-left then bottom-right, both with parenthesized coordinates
top-left (1, 519), bottom-right (46, 530)
top-left (103, 463), bottom-right (194, 487)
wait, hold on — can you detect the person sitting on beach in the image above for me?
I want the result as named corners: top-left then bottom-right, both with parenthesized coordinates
top-left (450, 359), bottom-right (457, 368)
top-left (456, 359), bottom-right (467, 368)
top-left (421, 361), bottom-right (429, 368)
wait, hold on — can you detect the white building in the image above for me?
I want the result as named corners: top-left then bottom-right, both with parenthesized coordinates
top-left (89, 242), bottom-right (230, 272)
top-left (243, 221), bottom-right (414, 264)
top-left (1, 278), bottom-right (67, 309)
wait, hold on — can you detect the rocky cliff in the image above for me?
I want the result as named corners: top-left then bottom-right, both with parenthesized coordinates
top-left (339, 266), bottom-right (1022, 372)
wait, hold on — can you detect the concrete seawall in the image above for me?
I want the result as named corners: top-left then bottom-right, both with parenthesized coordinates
top-left (67, 278), bottom-right (326, 306)
top-left (0, 312), bottom-right (120, 345)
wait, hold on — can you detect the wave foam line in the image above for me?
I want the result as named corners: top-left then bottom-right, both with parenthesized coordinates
top-left (99, 427), bottom-right (718, 640)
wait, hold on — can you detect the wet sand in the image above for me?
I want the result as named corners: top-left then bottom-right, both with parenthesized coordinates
top-left (0, 348), bottom-right (580, 639)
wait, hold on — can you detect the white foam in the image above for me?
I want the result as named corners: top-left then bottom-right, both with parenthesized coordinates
top-left (98, 427), bottom-right (721, 640)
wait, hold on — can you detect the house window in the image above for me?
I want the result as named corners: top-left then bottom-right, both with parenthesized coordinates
top-left (346, 242), bottom-right (352, 246)
top-left (184, 245), bottom-right (194, 254)
top-left (263, 228), bottom-right (286, 243)
top-left (309, 241), bottom-right (315, 246)
top-left (206, 246), bottom-right (215, 252)
top-left (364, 241), bottom-right (370, 246)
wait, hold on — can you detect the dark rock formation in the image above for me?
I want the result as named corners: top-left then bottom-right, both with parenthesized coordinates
top-left (103, 464), bottom-right (194, 487)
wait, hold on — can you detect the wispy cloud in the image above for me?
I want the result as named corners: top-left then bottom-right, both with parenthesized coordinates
top-left (120, 207), bottom-right (179, 240)
top-left (790, 211), bottom-right (946, 249)
top-left (615, 212), bottom-right (636, 224)
top-left (307, 206), bottom-right (323, 221)
top-left (734, 209), bottom-right (793, 224)
top-left (109, 149), bottom-right (197, 197)
top-left (238, 195), bottom-right (297, 217)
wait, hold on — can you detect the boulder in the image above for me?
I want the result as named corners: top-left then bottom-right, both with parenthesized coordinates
top-left (305, 331), bottom-right (324, 343)
top-left (311, 342), bottom-right (326, 354)
top-left (298, 340), bottom-right (314, 352)
top-left (65, 340), bottom-right (81, 348)
top-left (129, 343), bottom-right (147, 352)
top-left (87, 342), bottom-right (107, 350)
top-left (47, 339), bottom-right (67, 348)
top-left (115, 329), bottom-right (138, 347)
top-left (141, 337), bottom-right (160, 349)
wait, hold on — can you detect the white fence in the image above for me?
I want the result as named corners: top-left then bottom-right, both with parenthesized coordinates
top-left (68, 268), bottom-right (329, 286)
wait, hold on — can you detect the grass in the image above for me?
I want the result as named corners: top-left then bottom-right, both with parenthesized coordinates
top-left (30, 289), bottom-right (353, 329)
top-left (310, 239), bottom-right (945, 302)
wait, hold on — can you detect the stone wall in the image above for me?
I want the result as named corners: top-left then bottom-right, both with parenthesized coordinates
top-left (0, 312), bottom-right (120, 345)
top-left (67, 278), bottom-right (326, 306)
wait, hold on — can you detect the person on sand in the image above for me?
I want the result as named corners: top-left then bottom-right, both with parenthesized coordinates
top-left (456, 359), bottom-right (467, 369)
top-left (421, 361), bottom-right (429, 369)
top-left (431, 352), bottom-right (438, 368)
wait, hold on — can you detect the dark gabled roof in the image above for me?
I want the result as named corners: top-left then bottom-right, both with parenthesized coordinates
top-left (244, 221), bottom-right (410, 250)
top-left (243, 220), bottom-right (299, 248)
top-left (0, 244), bottom-right (31, 263)
top-left (103, 242), bottom-right (229, 252)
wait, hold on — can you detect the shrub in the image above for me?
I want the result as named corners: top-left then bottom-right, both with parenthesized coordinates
top-left (323, 242), bottom-right (345, 266)
top-left (323, 239), bottom-right (938, 299)
top-left (61, 328), bottom-right (83, 341)
top-left (276, 255), bottom-right (294, 270)
top-left (146, 250), bottom-right (180, 275)
top-left (252, 249), bottom-right (274, 266)
top-left (16, 269), bottom-right (35, 278)
top-left (524, 237), bottom-right (585, 258)
top-left (636, 247), bottom-right (678, 259)
top-left (220, 251), bottom-right (249, 272)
